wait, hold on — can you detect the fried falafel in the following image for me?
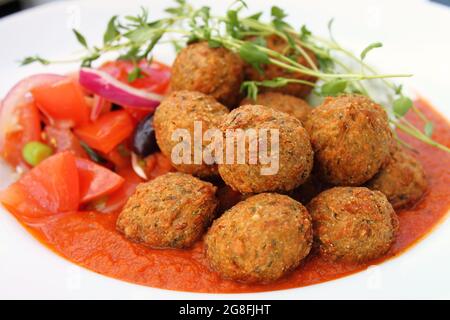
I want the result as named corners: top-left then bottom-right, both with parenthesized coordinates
top-left (117, 172), bottom-right (218, 249)
top-left (205, 193), bottom-right (313, 283)
top-left (308, 187), bottom-right (398, 263)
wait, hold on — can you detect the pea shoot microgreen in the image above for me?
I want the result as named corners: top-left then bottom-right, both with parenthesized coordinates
top-left (20, 55), bottom-right (50, 66)
top-left (320, 79), bottom-right (348, 96)
top-left (360, 42), bottom-right (383, 61)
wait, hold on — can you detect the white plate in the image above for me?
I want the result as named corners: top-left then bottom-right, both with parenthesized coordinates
top-left (0, 0), bottom-right (449, 299)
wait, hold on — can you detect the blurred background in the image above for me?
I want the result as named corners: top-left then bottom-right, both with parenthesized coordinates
top-left (0, 0), bottom-right (57, 17)
top-left (1, 0), bottom-right (449, 18)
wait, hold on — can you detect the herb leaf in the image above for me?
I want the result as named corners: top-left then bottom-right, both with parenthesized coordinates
top-left (142, 31), bottom-right (164, 59)
top-left (300, 25), bottom-right (311, 41)
top-left (259, 78), bottom-right (289, 88)
top-left (125, 25), bottom-right (159, 44)
top-left (271, 6), bottom-right (287, 20)
top-left (239, 42), bottom-right (269, 73)
top-left (394, 84), bottom-right (403, 95)
top-left (119, 46), bottom-right (140, 61)
top-left (320, 79), bottom-right (347, 96)
top-left (235, 0), bottom-right (248, 9)
top-left (80, 141), bottom-right (106, 164)
top-left (226, 9), bottom-right (241, 38)
top-left (207, 39), bottom-right (222, 48)
top-left (73, 29), bottom-right (88, 48)
top-left (393, 96), bottom-right (413, 117)
top-left (241, 78), bottom-right (292, 100)
top-left (20, 56), bottom-right (50, 66)
top-left (240, 81), bottom-right (259, 100)
top-left (81, 52), bottom-right (100, 67)
top-left (128, 67), bottom-right (143, 82)
top-left (250, 36), bottom-right (266, 47)
top-left (246, 12), bottom-right (262, 21)
top-left (360, 42), bottom-right (383, 60)
top-left (103, 16), bottom-right (119, 45)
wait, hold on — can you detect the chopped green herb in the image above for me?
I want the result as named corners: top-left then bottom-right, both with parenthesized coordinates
top-left (80, 141), bottom-right (106, 164)
top-left (320, 79), bottom-right (347, 96)
top-left (20, 56), bottom-right (50, 66)
top-left (393, 96), bottom-right (413, 117)
top-left (103, 16), bottom-right (119, 45)
top-left (271, 6), bottom-right (287, 20)
top-left (300, 25), bottom-right (312, 41)
top-left (128, 66), bottom-right (143, 82)
top-left (73, 29), bottom-right (88, 48)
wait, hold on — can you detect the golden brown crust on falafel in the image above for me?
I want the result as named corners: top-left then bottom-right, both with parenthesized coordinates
top-left (305, 94), bottom-right (393, 186)
top-left (170, 42), bottom-right (244, 108)
top-left (154, 90), bottom-right (229, 177)
top-left (117, 172), bottom-right (218, 249)
top-left (308, 186), bottom-right (398, 263)
top-left (218, 104), bottom-right (314, 193)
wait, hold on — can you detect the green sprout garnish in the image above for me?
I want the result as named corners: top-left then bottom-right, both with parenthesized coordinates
top-left (21, 0), bottom-right (450, 153)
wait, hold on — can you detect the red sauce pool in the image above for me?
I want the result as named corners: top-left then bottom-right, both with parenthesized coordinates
top-left (14, 98), bottom-right (450, 293)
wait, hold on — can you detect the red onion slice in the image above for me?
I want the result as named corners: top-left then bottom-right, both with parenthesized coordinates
top-left (90, 95), bottom-right (111, 122)
top-left (0, 74), bottom-right (65, 150)
top-left (79, 68), bottom-right (163, 110)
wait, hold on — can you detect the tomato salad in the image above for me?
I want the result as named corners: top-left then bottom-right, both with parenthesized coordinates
top-left (0, 59), bottom-right (173, 219)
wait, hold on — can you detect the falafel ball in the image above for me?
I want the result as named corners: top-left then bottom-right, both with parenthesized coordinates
top-left (218, 104), bottom-right (314, 193)
top-left (117, 172), bottom-right (218, 249)
top-left (240, 92), bottom-right (312, 123)
top-left (244, 35), bottom-right (318, 98)
top-left (305, 94), bottom-right (393, 186)
top-left (205, 193), bottom-right (313, 283)
top-left (154, 90), bottom-right (229, 177)
top-left (366, 147), bottom-right (427, 209)
top-left (308, 187), bottom-right (398, 263)
top-left (170, 41), bottom-right (244, 107)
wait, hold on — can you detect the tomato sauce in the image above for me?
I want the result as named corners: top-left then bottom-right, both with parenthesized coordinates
top-left (12, 98), bottom-right (450, 293)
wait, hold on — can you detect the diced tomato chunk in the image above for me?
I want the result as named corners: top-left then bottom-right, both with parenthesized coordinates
top-left (44, 126), bottom-right (87, 158)
top-left (31, 79), bottom-right (89, 127)
top-left (144, 152), bottom-right (174, 180)
top-left (123, 106), bottom-right (152, 122)
top-left (0, 183), bottom-right (50, 223)
top-left (92, 166), bottom-right (142, 213)
top-left (74, 110), bottom-right (134, 154)
top-left (76, 157), bottom-right (125, 204)
top-left (0, 152), bottom-right (79, 222)
top-left (0, 101), bottom-right (41, 168)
